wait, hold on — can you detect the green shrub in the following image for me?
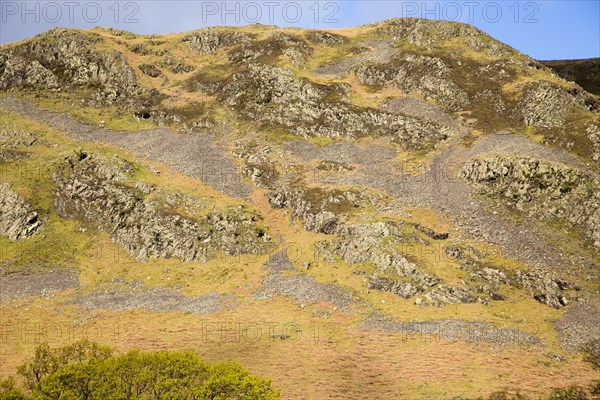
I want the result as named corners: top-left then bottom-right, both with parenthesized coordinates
top-left (15, 341), bottom-right (280, 400)
top-left (0, 377), bottom-right (28, 400)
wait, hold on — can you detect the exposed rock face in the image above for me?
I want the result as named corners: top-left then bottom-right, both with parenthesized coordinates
top-left (322, 222), bottom-right (442, 299)
top-left (353, 53), bottom-right (470, 111)
top-left (316, 160), bottom-right (355, 173)
top-left (1, 126), bottom-right (41, 149)
top-left (53, 152), bottom-right (272, 261)
top-left (424, 284), bottom-right (476, 306)
top-left (305, 30), bottom-right (347, 46)
top-left (376, 18), bottom-right (517, 58)
top-left (515, 269), bottom-right (573, 308)
top-left (183, 28), bottom-right (251, 54)
top-left (518, 81), bottom-right (577, 128)
top-left (268, 187), bottom-right (374, 233)
top-left (234, 141), bottom-right (279, 189)
top-left (375, 18), bottom-right (482, 48)
top-left (228, 32), bottom-right (311, 67)
top-left (0, 28), bottom-right (138, 103)
top-left (163, 58), bottom-right (194, 74)
top-left (368, 275), bottom-right (434, 299)
top-left (0, 183), bottom-right (42, 240)
top-left (444, 245), bottom-right (575, 308)
top-left (460, 156), bottom-right (600, 249)
top-left (221, 63), bottom-right (449, 150)
top-left (139, 63), bottom-right (162, 78)
top-left (587, 124), bottom-right (600, 161)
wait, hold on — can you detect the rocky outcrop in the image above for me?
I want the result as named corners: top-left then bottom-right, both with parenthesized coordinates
top-left (353, 53), bottom-right (470, 111)
top-left (321, 222), bottom-right (446, 300)
top-left (183, 28), bottom-right (251, 54)
top-left (53, 152), bottom-right (272, 261)
top-left (368, 274), bottom-right (439, 299)
top-left (316, 160), bottom-right (355, 173)
top-left (518, 81), bottom-right (577, 128)
top-left (0, 28), bottom-right (138, 103)
top-left (376, 18), bottom-right (480, 47)
top-left (269, 187), bottom-right (375, 233)
top-left (423, 284), bottom-right (476, 306)
top-left (305, 30), bottom-right (347, 46)
top-left (375, 18), bottom-right (516, 57)
top-left (460, 156), bottom-right (600, 249)
top-left (234, 141), bottom-right (279, 189)
top-left (0, 183), bottom-right (42, 240)
top-left (228, 32), bottom-right (311, 67)
top-left (445, 244), bottom-right (575, 308)
top-left (515, 269), bottom-right (573, 308)
top-left (139, 63), bottom-right (161, 78)
top-left (221, 64), bottom-right (450, 150)
top-left (0, 125), bottom-right (41, 149)
top-left (587, 124), bottom-right (600, 161)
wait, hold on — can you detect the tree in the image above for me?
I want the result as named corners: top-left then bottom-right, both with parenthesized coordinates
top-left (15, 342), bottom-right (280, 400)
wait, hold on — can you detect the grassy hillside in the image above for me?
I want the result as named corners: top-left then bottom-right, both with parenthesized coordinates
top-left (1, 18), bottom-right (599, 399)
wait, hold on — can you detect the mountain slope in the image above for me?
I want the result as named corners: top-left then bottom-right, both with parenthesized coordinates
top-left (542, 58), bottom-right (600, 96)
top-left (1, 18), bottom-right (599, 399)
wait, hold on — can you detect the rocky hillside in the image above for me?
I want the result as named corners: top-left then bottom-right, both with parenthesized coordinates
top-left (542, 58), bottom-right (600, 96)
top-left (1, 19), bottom-right (599, 400)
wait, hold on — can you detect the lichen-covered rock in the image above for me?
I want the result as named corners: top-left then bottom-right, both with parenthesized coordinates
top-left (368, 275), bottom-right (421, 298)
top-left (53, 152), bottom-right (272, 261)
top-left (221, 64), bottom-right (450, 150)
top-left (464, 36), bottom-right (515, 58)
top-left (424, 284), bottom-right (476, 306)
top-left (234, 141), bottom-right (280, 189)
top-left (0, 126), bottom-right (42, 148)
top-left (183, 28), bottom-right (251, 54)
top-left (228, 32), bottom-right (311, 67)
top-left (269, 187), bottom-right (373, 233)
top-left (445, 243), bottom-right (575, 308)
top-left (0, 183), bottom-right (42, 240)
top-left (320, 222), bottom-right (446, 299)
top-left (375, 18), bottom-right (480, 48)
top-left (518, 81), bottom-right (577, 128)
top-left (0, 28), bottom-right (138, 103)
top-left (515, 269), bottom-right (573, 308)
top-left (460, 156), bottom-right (600, 249)
top-left (353, 53), bottom-right (470, 112)
top-left (305, 30), bottom-right (347, 46)
top-left (164, 58), bottom-right (194, 74)
top-left (139, 63), bottom-right (161, 78)
top-left (587, 123), bottom-right (600, 161)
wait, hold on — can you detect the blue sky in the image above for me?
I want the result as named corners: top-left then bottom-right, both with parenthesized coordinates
top-left (1, 0), bottom-right (598, 59)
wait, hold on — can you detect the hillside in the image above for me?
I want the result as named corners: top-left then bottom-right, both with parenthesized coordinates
top-left (0, 18), bottom-right (599, 399)
top-left (542, 58), bottom-right (600, 96)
